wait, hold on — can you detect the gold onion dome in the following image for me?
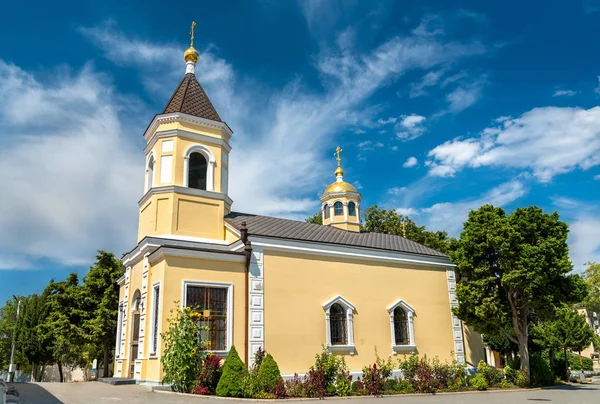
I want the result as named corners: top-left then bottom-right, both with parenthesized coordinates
top-left (184, 45), bottom-right (199, 63)
top-left (323, 181), bottom-right (357, 194)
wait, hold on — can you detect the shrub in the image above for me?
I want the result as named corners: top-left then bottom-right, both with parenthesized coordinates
top-left (258, 354), bottom-right (282, 393)
top-left (216, 346), bottom-right (247, 397)
top-left (161, 305), bottom-right (210, 393)
top-left (553, 350), bottom-right (594, 379)
top-left (284, 374), bottom-right (305, 397)
top-left (252, 347), bottom-right (266, 371)
top-left (399, 354), bottom-right (438, 393)
top-left (241, 372), bottom-right (261, 398)
top-left (273, 378), bottom-right (287, 399)
top-left (389, 378), bottom-right (415, 393)
top-left (470, 373), bottom-right (488, 391)
top-left (305, 368), bottom-right (327, 398)
top-left (362, 363), bottom-right (386, 396)
top-left (334, 369), bottom-right (352, 396)
top-left (514, 369), bottom-right (530, 388)
top-left (351, 378), bottom-right (366, 395)
top-left (194, 354), bottom-right (223, 394)
top-left (311, 346), bottom-right (346, 389)
top-left (529, 353), bottom-right (554, 387)
top-left (476, 360), bottom-right (502, 386)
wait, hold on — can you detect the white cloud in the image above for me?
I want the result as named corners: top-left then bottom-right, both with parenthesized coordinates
top-left (569, 216), bottom-right (600, 271)
top-left (553, 89), bottom-right (577, 97)
top-left (394, 180), bottom-right (527, 235)
top-left (409, 69), bottom-right (447, 98)
top-left (403, 157), bottom-right (418, 168)
top-left (596, 76), bottom-right (600, 94)
top-left (428, 106), bottom-right (600, 181)
top-left (377, 116), bottom-right (397, 124)
top-left (412, 14), bottom-right (445, 37)
top-left (396, 207), bottom-right (419, 216)
top-left (357, 140), bottom-right (384, 151)
top-left (435, 77), bottom-right (486, 116)
top-left (388, 187), bottom-right (407, 195)
top-left (0, 60), bottom-right (142, 269)
top-left (396, 114), bottom-right (427, 141)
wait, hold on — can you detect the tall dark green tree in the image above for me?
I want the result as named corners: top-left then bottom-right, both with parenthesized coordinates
top-left (82, 251), bottom-right (125, 378)
top-left (0, 297), bottom-right (26, 370)
top-left (532, 305), bottom-right (595, 379)
top-left (43, 273), bottom-right (86, 382)
top-left (17, 292), bottom-right (52, 381)
top-left (362, 205), bottom-right (452, 253)
top-left (451, 205), bottom-right (586, 378)
top-left (583, 262), bottom-right (600, 313)
top-left (305, 212), bottom-right (323, 225)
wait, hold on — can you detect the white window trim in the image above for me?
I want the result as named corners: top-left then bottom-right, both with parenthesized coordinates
top-left (182, 280), bottom-right (233, 355)
top-left (149, 282), bottom-right (161, 357)
top-left (387, 299), bottom-right (416, 354)
top-left (115, 302), bottom-right (124, 358)
top-left (145, 152), bottom-right (156, 192)
top-left (323, 295), bottom-right (355, 355)
top-left (183, 144), bottom-right (216, 191)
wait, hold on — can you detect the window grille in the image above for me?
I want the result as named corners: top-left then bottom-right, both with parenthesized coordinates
top-left (348, 202), bottom-right (356, 216)
top-left (186, 285), bottom-right (228, 350)
top-left (393, 307), bottom-right (409, 345)
top-left (329, 303), bottom-right (347, 345)
top-left (334, 202), bottom-right (343, 216)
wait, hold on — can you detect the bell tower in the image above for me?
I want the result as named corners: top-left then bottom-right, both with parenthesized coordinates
top-left (137, 22), bottom-right (234, 242)
top-left (320, 147), bottom-right (361, 232)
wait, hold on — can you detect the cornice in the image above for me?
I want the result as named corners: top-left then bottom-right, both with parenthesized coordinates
top-left (143, 112), bottom-right (233, 142)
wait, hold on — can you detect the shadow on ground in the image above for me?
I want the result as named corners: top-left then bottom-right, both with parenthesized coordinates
top-left (7, 383), bottom-right (64, 404)
top-left (542, 383), bottom-right (600, 391)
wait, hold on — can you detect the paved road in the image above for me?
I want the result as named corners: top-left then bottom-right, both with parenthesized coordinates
top-left (6, 381), bottom-right (600, 404)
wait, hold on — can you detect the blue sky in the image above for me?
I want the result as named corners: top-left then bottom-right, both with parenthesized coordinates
top-left (1, 0), bottom-right (600, 304)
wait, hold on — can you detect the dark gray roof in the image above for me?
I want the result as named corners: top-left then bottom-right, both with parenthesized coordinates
top-left (225, 212), bottom-right (448, 258)
top-left (163, 73), bottom-right (222, 122)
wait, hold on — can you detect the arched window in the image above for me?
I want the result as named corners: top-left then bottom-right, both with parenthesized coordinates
top-left (334, 201), bottom-right (343, 216)
top-left (323, 296), bottom-right (355, 354)
top-left (145, 155), bottom-right (155, 192)
top-left (324, 204), bottom-right (330, 219)
top-left (188, 152), bottom-right (208, 190)
top-left (348, 202), bottom-right (356, 216)
top-left (393, 307), bottom-right (409, 345)
top-left (388, 299), bottom-right (416, 353)
top-left (130, 289), bottom-right (142, 378)
top-left (329, 303), bottom-right (347, 345)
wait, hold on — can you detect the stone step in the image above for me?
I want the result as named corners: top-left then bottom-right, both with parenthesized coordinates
top-left (98, 377), bottom-right (137, 386)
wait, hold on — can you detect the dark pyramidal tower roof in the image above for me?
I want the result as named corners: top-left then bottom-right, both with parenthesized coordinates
top-left (162, 73), bottom-right (222, 122)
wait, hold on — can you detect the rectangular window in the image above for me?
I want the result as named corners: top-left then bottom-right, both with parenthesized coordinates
top-left (186, 285), bottom-right (228, 351)
top-left (151, 284), bottom-right (160, 355)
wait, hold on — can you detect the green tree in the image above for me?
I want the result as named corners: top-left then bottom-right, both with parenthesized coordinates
top-left (17, 293), bottom-right (52, 381)
top-left (216, 345), bottom-right (247, 397)
top-left (257, 353), bottom-right (282, 393)
top-left (583, 262), bottom-right (600, 312)
top-left (532, 305), bottom-right (595, 379)
top-left (0, 297), bottom-right (26, 370)
top-left (306, 212), bottom-right (323, 225)
top-left (42, 273), bottom-right (86, 382)
top-left (362, 205), bottom-right (452, 253)
top-left (451, 205), bottom-right (585, 378)
top-left (82, 251), bottom-right (125, 378)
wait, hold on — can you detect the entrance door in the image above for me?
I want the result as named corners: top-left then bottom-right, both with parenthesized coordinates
top-left (129, 311), bottom-right (140, 378)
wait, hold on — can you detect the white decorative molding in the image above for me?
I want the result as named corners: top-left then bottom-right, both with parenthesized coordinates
top-left (148, 247), bottom-right (245, 265)
top-left (323, 295), bottom-right (356, 355)
top-left (144, 129), bottom-right (232, 156)
top-left (145, 152), bottom-right (156, 193)
top-left (182, 280), bottom-right (234, 355)
top-left (387, 299), bottom-right (416, 355)
top-left (248, 248), bottom-right (264, 366)
top-left (144, 112), bottom-right (233, 143)
top-left (138, 185), bottom-right (233, 207)
top-left (446, 268), bottom-right (465, 364)
top-left (320, 191), bottom-right (362, 203)
top-left (160, 155), bottom-right (173, 184)
top-left (250, 237), bottom-right (453, 268)
top-left (148, 282), bottom-right (161, 358)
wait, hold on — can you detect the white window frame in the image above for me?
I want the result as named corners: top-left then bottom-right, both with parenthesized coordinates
top-left (183, 144), bottom-right (216, 191)
top-left (322, 295), bottom-right (355, 355)
top-left (182, 280), bottom-right (233, 355)
top-left (145, 152), bottom-right (155, 192)
top-left (388, 299), bottom-right (416, 354)
top-left (149, 282), bottom-right (161, 357)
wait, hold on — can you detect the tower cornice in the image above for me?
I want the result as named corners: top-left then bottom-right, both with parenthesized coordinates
top-left (143, 112), bottom-right (233, 142)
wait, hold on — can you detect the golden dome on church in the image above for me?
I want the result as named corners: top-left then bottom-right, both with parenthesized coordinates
top-left (323, 181), bottom-right (357, 195)
top-left (184, 45), bottom-right (199, 63)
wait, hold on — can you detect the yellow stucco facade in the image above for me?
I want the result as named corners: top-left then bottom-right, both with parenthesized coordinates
top-left (113, 41), bottom-right (479, 385)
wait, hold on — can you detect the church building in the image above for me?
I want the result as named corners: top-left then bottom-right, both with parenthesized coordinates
top-left (114, 29), bottom-right (485, 384)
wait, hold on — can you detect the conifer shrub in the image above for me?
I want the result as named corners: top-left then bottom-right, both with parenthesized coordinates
top-left (216, 346), bottom-right (247, 397)
top-left (258, 353), bottom-right (283, 393)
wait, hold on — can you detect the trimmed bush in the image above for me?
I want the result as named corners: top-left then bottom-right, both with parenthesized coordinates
top-left (470, 373), bottom-right (488, 390)
top-left (258, 354), bottom-right (282, 393)
top-left (216, 346), bottom-right (247, 397)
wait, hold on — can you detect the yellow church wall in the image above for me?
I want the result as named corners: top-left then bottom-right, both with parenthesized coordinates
top-left (462, 325), bottom-right (486, 367)
top-left (262, 250), bottom-right (455, 374)
top-left (225, 226), bottom-right (240, 244)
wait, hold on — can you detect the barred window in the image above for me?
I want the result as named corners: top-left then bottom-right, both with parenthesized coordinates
top-left (334, 202), bottom-right (343, 216)
top-left (393, 307), bottom-right (409, 345)
top-left (329, 303), bottom-right (347, 345)
top-left (151, 285), bottom-right (160, 354)
top-left (186, 285), bottom-right (228, 351)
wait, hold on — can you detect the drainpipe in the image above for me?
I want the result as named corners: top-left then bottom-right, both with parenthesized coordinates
top-left (240, 222), bottom-right (252, 367)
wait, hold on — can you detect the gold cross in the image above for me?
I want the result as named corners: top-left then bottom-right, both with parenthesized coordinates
top-left (189, 21), bottom-right (197, 46)
top-left (334, 146), bottom-right (343, 167)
